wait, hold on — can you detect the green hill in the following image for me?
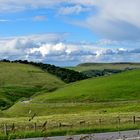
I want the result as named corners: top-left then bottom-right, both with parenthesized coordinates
top-left (5, 69), bottom-right (140, 117)
top-left (9, 60), bottom-right (88, 83)
top-left (68, 62), bottom-right (140, 72)
top-left (2, 64), bottom-right (140, 136)
top-left (32, 69), bottom-right (140, 103)
top-left (0, 62), bottom-right (65, 109)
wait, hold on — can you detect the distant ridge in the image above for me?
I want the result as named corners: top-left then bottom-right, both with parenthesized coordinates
top-left (68, 62), bottom-right (140, 77)
top-left (78, 62), bottom-right (140, 67)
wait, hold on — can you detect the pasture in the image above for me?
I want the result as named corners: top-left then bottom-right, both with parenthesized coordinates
top-left (0, 101), bottom-right (139, 139)
top-left (0, 62), bottom-right (140, 139)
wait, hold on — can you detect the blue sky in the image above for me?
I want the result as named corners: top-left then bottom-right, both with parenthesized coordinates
top-left (0, 0), bottom-right (140, 66)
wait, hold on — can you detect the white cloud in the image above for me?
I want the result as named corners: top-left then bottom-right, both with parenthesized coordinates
top-left (28, 40), bottom-right (140, 65)
top-left (0, 34), bottom-right (140, 65)
top-left (29, 43), bottom-right (66, 57)
top-left (0, 33), bottom-right (66, 60)
top-left (58, 5), bottom-right (90, 15)
top-left (94, 0), bottom-right (140, 28)
top-left (0, 0), bottom-right (94, 12)
top-left (1, 0), bottom-right (140, 41)
top-left (76, 0), bottom-right (140, 40)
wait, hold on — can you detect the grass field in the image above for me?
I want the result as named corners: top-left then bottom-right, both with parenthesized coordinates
top-left (4, 100), bottom-right (140, 117)
top-left (0, 63), bottom-right (140, 139)
top-left (3, 68), bottom-right (140, 119)
top-left (27, 69), bottom-right (140, 103)
top-left (68, 63), bottom-right (140, 72)
top-left (1, 106), bottom-right (140, 139)
top-left (0, 62), bottom-right (65, 109)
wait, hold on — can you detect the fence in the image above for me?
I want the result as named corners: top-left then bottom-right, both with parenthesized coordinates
top-left (0, 115), bottom-right (140, 136)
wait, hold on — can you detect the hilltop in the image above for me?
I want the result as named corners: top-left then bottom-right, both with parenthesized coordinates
top-left (0, 62), bottom-right (65, 109)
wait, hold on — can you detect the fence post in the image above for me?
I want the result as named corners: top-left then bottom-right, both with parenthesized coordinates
top-left (3, 124), bottom-right (8, 135)
top-left (99, 118), bottom-right (102, 125)
top-left (34, 122), bottom-right (37, 132)
top-left (133, 116), bottom-right (136, 124)
top-left (118, 116), bottom-right (121, 124)
top-left (117, 116), bottom-right (121, 137)
top-left (11, 123), bottom-right (15, 133)
top-left (42, 121), bottom-right (47, 132)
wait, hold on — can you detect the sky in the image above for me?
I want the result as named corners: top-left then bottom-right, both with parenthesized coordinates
top-left (0, 0), bottom-right (140, 66)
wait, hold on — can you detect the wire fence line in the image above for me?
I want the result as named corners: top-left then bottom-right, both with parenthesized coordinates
top-left (0, 115), bottom-right (140, 136)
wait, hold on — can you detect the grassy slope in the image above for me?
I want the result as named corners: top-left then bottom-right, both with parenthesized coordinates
top-left (68, 63), bottom-right (140, 72)
top-left (5, 69), bottom-right (140, 117)
top-left (0, 62), bottom-right (64, 108)
top-left (32, 69), bottom-right (140, 103)
top-left (2, 67), bottom-right (140, 138)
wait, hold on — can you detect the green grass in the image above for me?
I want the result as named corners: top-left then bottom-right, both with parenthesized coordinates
top-left (29, 69), bottom-right (140, 103)
top-left (4, 69), bottom-right (140, 117)
top-left (0, 62), bottom-right (65, 109)
top-left (0, 124), bottom-right (140, 140)
top-left (68, 63), bottom-right (140, 72)
top-left (4, 101), bottom-right (140, 117)
top-left (0, 113), bottom-right (140, 139)
top-left (1, 63), bottom-right (140, 139)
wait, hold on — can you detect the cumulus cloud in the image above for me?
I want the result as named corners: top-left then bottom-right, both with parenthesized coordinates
top-left (29, 43), bottom-right (66, 57)
top-left (0, 33), bottom-right (66, 60)
top-left (0, 34), bottom-right (140, 66)
top-left (26, 39), bottom-right (140, 65)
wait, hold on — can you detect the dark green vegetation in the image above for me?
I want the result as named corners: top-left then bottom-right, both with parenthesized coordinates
top-left (82, 69), bottom-right (124, 77)
top-left (0, 62), bottom-right (65, 109)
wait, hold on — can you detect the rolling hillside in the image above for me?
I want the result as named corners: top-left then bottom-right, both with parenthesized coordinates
top-left (32, 69), bottom-right (140, 103)
top-left (5, 69), bottom-right (140, 117)
top-left (0, 62), bottom-right (65, 109)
